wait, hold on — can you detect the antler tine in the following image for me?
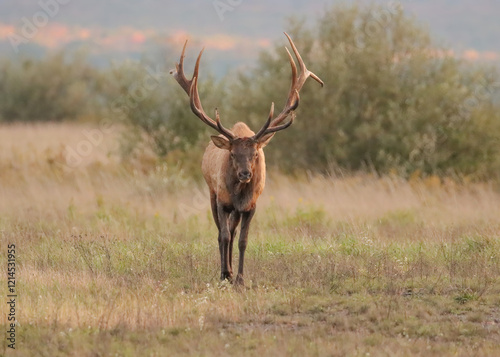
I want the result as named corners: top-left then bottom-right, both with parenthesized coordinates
top-left (215, 108), bottom-right (235, 140)
top-left (284, 47), bottom-right (299, 109)
top-left (285, 32), bottom-right (306, 80)
top-left (257, 112), bottom-right (294, 140)
top-left (170, 40), bottom-right (190, 95)
top-left (252, 102), bottom-right (275, 140)
top-left (266, 112), bottom-right (295, 133)
top-left (172, 41), bottom-right (235, 140)
top-left (269, 33), bottom-right (324, 128)
top-left (284, 32), bottom-right (324, 89)
top-left (253, 91), bottom-right (298, 142)
top-left (170, 41), bottom-right (205, 99)
top-left (192, 48), bottom-right (204, 94)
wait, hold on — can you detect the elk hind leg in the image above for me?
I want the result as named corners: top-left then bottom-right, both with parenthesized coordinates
top-left (209, 191), bottom-right (219, 230)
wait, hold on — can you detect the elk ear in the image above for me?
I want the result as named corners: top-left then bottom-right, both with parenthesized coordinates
top-left (257, 133), bottom-right (274, 149)
top-left (211, 136), bottom-right (232, 150)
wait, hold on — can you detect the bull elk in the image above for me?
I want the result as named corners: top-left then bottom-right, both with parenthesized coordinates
top-left (170, 33), bottom-right (323, 285)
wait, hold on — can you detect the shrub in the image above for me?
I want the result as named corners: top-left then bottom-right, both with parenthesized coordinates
top-left (0, 51), bottom-right (101, 122)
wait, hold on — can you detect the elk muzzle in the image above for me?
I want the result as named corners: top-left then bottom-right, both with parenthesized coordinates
top-left (238, 170), bottom-right (252, 183)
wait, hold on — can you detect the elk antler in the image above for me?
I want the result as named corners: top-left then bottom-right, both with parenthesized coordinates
top-left (253, 32), bottom-right (324, 140)
top-left (252, 102), bottom-right (295, 141)
top-left (170, 40), bottom-right (235, 140)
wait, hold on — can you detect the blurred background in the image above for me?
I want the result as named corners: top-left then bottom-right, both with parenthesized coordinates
top-left (0, 0), bottom-right (499, 179)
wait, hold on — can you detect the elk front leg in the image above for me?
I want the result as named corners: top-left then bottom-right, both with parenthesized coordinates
top-left (228, 211), bottom-right (241, 273)
top-left (217, 204), bottom-right (233, 281)
top-left (235, 208), bottom-right (256, 285)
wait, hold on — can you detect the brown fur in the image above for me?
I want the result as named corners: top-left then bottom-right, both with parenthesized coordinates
top-left (202, 122), bottom-right (265, 211)
top-left (201, 122), bottom-right (268, 284)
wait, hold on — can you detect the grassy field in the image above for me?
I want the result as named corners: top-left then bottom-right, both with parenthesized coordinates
top-left (1, 123), bottom-right (500, 356)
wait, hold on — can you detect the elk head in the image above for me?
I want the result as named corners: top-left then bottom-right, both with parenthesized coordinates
top-left (209, 103), bottom-right (295, 183)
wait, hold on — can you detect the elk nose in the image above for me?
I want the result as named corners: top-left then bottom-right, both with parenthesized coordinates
top-left (238, 170), bottom-right (252, 182)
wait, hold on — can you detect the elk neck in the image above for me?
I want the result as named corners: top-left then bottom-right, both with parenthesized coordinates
top-left (224, 151), bottom-right (265, 212)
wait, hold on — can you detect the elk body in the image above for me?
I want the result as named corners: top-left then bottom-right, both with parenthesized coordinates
top-left (171, 33), bottom-right (323, 284)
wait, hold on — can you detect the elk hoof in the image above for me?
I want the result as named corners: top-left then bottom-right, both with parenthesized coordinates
top-left (220, 272), bottom-right (233, 282)
top-left (235, 274), bottom-right (244, 286)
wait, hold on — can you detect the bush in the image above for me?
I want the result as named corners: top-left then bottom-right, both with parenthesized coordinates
top-left (0, 51), bottom-right (101, 122)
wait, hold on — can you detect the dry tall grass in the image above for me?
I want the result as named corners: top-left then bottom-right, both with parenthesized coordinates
top-left (1, 123), bottom-right (499, 356)
top-left (2, 123), bottom-right (498, 225)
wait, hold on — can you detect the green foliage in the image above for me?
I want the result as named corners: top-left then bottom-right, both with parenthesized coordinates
top-left (454, 289), bottom-right (479, 304)
top-left (0, 51), bottom-right (101, 122)
top-left (226, 4), bottom-right (500, 179)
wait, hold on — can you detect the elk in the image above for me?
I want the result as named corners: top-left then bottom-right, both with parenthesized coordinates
top-left (170, 33), bottom-right (323, 285)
